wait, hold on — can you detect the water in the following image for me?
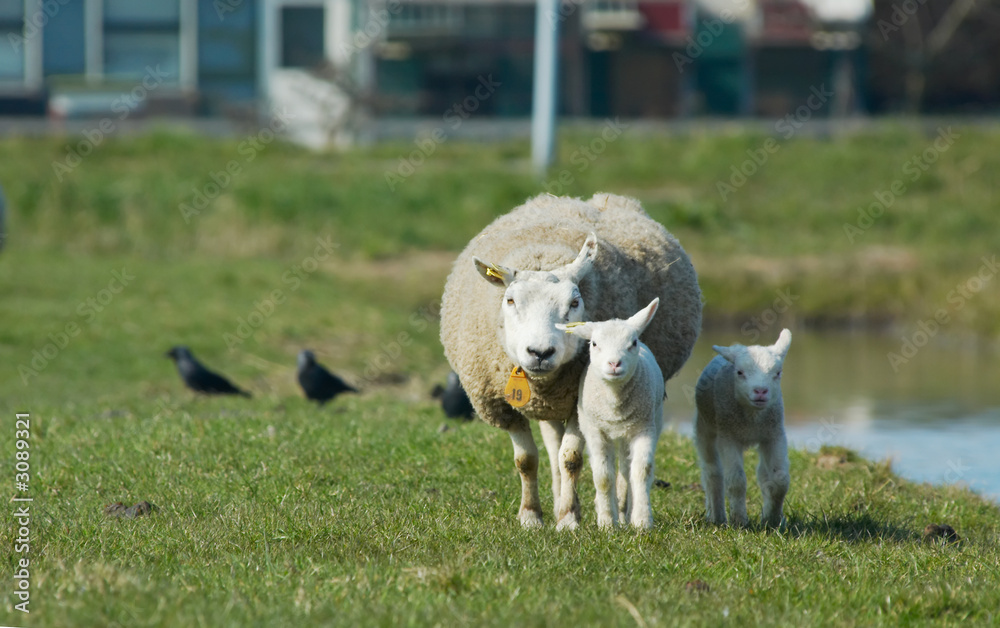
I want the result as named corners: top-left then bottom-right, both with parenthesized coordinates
top-left (664, 329), bottom-right (1000, 502)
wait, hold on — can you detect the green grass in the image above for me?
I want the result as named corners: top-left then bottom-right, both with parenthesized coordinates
top-left (4, 123), bottom-right (1000, 335)
top-left (2, 125), bottom-right (1000, 625)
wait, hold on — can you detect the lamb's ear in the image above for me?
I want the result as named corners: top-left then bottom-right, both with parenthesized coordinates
top-left (474, 257), bottom-right (516, 287)
top-left (556, 321), bottom-right (593, 340)
top-left (772, 328), bottom-right (792, 359)
top-left (712, 344), bottom-right (739, 363)
top-left (627, 298), bottom-right (659, 335)
top-left (561, 233), bottom-right (598, 282)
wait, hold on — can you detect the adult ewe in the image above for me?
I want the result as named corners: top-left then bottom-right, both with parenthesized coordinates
top-left (440, 193), bottom-right (701, 529)
top-left (694, 329), bottom-right (792, 528)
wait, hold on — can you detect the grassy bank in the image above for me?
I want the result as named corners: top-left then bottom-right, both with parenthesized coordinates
top-left (3, 393), bottom-right (999, 626)
top-left (1, 230), bottom-right (998, 626)
top-left (2, 124), bottom-right (999, 625)
top-left (2, 124), bottom-right (1000, 334)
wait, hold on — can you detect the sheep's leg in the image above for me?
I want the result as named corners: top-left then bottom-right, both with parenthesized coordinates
top-left (616, 440), bottom-right (629, 517)
top-left (694, 421), bottom-right (725, 524)
top-left (719, 438), bottom-right (749, 527)
top-left (555, 416), bottom-right (584, 531)
top-left (538, 419), bottom-right (565, 521)
top-left (587, 433), bottom-right (618, 529)
top-left (757, 435), bottom-right (790, 528)
top-left (627, 432), bottom-right (657, 530)
top-left (508, 423), bottom-right (543, 528)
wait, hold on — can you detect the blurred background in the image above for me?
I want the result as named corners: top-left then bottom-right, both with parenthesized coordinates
top-left (1, 0), bottom-right (999, 502)
top-left (1, 0), bottom-right (999, 138)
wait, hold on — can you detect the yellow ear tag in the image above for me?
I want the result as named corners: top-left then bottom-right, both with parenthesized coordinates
top-left (504, 367), bottom-right (531, 408)
top-left (485, 265), bottom-right (505, 280)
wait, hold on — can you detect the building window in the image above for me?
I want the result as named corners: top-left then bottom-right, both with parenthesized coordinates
top-left (281, 6), bottom-right (325, 68)
top-left (0, 0), bottom-right (24, 81)
top-left (103, 0), bottom-right (180, 82)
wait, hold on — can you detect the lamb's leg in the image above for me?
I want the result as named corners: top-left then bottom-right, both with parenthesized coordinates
top-left (757, 434), bottom-right (790, 528)
top-left (508, 422), bottom-right (543, 528)
top-left (616, 440), bottom-right (629, 517)
top-left (555, 416), bottom-right (584, 531)
top-left (538, 419), bottom-right (565, 521)
top-left (694, 420), bottom-right (725, 524)
top-left (719, 438), bottom-right (749, 527)
top-left (587, 432), bottom-right (618, 529)
top-left (627, 432), bottom-right (657, 530)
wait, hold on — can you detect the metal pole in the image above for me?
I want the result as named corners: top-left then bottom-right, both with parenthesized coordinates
top-left (531, 0), bottom-right (559, 175)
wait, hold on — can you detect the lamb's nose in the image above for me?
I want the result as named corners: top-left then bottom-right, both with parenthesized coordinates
top-left (609, 360), bottom-right (622, 369)
top-left (754, 387), bottom-right (769, 396)
top-left (527, 346), bottom-right (556, 360)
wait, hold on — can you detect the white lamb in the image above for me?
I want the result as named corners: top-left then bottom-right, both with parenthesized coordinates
top-left (557, 298), bottom-right (664, 530)
top-left (693, 329), bottom-right (792, 528)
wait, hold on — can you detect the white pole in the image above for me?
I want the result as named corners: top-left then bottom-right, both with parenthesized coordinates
top-left (531, 0), bottom-right (559, 175)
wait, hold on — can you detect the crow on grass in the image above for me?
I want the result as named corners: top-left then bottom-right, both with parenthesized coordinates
top-left (297, 350), bottom-right (357, 405)
top-left (166, 346), bottom-right (251, 397)
top-left (431, 371), bottom-right (475, 420)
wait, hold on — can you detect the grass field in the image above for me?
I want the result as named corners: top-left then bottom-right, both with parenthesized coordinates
top-left (2, 125), bottom-right (1000, 626)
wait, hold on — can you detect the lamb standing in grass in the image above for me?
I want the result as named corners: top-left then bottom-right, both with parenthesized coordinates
top-left (694, 329), bottom-right (792, 527)
top-left (440, 193), bottom-right (702, 529)
top-left (557, 298), bottom-right (664, 530)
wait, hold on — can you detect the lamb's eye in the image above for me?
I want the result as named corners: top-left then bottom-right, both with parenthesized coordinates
top-left (775, 370), bottom-right (782, 379)
top-left (631, 339), bottom-right (638, 348)
top-left (506, 298), bottom-right (515, 306)
top-left (736, 370), bottom-right (745, 377)
top-left (591, 341), bottom-right (597, 348)
top-left (570, 298), bottom-right (580, 308)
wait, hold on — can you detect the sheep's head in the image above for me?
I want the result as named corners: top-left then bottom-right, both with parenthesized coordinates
top-left (713, 329), bottom-right (792, 410)
top-left (557, 298), bottom-right (659, 383)
top-left (474, 234), bottom-right (598, 378)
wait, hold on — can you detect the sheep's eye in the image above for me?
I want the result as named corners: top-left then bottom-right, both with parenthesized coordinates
top-left (591, 341), bottom-right (597, 348)
top-left (736, 370), bottom-right (745, 378)
top-left (631, 339), bottom-right (638, 349)
top-left (506, 298), bottom-right (515, 306)
top-left (775, 370), bottom-right (782, 379)
top-left (570, 298), bottom-right (580, 308)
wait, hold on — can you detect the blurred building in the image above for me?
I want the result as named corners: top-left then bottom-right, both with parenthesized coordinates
top-left (4, 0), bottom-right (995, 135)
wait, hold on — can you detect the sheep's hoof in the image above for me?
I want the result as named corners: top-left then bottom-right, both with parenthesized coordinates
top-left (518, 509), bottom-right (543, 529)
top-left (631, 518), bottom-right (654, 532)
top-left (555, 513), bottom-right (580, 532)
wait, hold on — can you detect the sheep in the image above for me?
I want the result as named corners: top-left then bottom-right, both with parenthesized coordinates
top-left (439, 193), bottom-right (702, 529)
top-left (693, 329), bottom-right (792, 528)
top-left (556, 298), bottom-right (664, 530)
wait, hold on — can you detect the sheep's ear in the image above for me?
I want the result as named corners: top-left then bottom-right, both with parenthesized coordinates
top-left (562, 233), bottom-right (598, 282)
top-left (474, 257), bottom-right (516, 287)
top-left (557, 321), bottom-right (593, 340)
top-left (627, 298), bottom-right (659, 335)
top-left (772, 328), bottom-right (792, 359)
top-left (712, 344), bottom-right (739, 363)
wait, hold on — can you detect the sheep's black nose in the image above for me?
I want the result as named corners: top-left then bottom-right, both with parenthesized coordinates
top-left (527, 346), bottom-right (556, 360)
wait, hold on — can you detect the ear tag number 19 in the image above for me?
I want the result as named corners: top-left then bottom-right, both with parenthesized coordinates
top-left (504, 367), bottom-right (531, 408)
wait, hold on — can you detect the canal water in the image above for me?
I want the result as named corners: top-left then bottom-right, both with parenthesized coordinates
top-left (664, 328), bottom-right (1000, 502)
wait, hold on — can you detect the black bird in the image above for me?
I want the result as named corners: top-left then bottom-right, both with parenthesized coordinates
top-left (165, 346), bottom-right (251, 397)
top-left (431, 371), bottom-right (475, 420)
top-left (296, 350), bottom-right (358, 405)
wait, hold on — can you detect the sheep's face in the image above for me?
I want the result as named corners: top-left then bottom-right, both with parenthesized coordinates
top-left (713, 329), bottom-right (792, 410)
top-left (474, 235), bottom-right (598, 378)
top-left (558, 299), bottom-right (659, 383)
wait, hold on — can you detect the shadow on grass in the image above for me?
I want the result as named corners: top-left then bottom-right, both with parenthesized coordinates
top-left (784, 511), bottom-right (918, 543)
